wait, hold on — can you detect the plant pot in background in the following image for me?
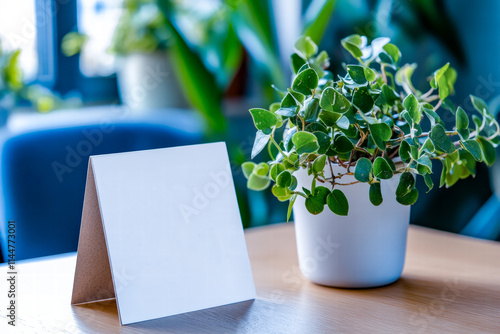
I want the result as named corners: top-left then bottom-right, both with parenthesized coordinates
top-left (292, 164), bottom-right (411, 288)
top-left (116, 51), bottom-right (188, 111)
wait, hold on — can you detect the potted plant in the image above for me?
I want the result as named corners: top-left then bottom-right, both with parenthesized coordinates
top-left (242, 35), bottom-right (500, 288)
top-left (107, 0), bottom-right (190, 111)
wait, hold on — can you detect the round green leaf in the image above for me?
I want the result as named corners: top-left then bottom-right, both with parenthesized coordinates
top-left (395, 172), bottom-right (415, 198)
top-left (403, 94), bottom-right (421, 124)
top-left (477, 136), bottom-right (496, 167)
top-left (249, 108), bottom-right (278, 133)
top-left (254, 162), bottom-right (269, 176)
top-left (284, 153), bottom-right (299, 169)
top-left (369, 122), bottom-right (392, 150)
top-left (332, 134), bottom-right (354, 153)
top-left (341, 34), bottom-right (363, 58)
top-left (272, 185), bottom-right (292, 201)
top-left (385, 157), bottom-right (396, 171)
top-left (290, 53), bottom-right (306, 74)
top-left (289, 176), bottom-right (298, 191)
top-left (470, 95), bottom-right (489, 115)
top-left (292, 68), bottom-right (319, 96)
top-left (399, 140), bottom-right (412, 163)
top-left (456, 106), bottom-right (469, 130)
top-left (396, 188), bottom-right (419, 205)
top-left (313, 132), bottom-right (331, 154)
top-left (319, 110), bottom-right (342, 126)
top-left (369, 183), bottom-right (383, 206)
top-left (241, 162), bottom-right (256, 179)
top-left (459, 149), bottom-right (477, 177)
top-left (305, 186), bottom-right (330, 215)
top-left (364, 67), bottom-right (376, 82)
top-left (307, 123), bottom-right (328, 134)
top-left (277, 170), bottom-right (292, 188)
top-left (381, 84), bottom-right (398, 105)
top-left (304, 97), bottom-right (320, 122)
top-left (416, 156), bottom-right (432, 175)
top-left (247, 173), bottom-right (270, 191)
top-left (420, 138), bottom-right (435, 155)
top-left (295, 36), bottom-right (318, 59)
top-left (292, 132), bottom-right (320, 155)
top-left (270, 163), bottom-right (285, 181)
top-left (373, 157), bottom-right (394, 179)
top-left (272, 185), bottom-right (287, 197)
top-left (327, 189), bottom-right (349, 216)
top-left (320, 87), bottom-right (351, 113)
top-left (312, 155), bottom-right (327, 174)
top-left (352, 87), bottom-right (374, 113)
top-left (423, 174), bottom-right (434, 193)
top-left (354, 157), bottom-right (372, 182)
top-left (288, 88), bottom-right (305, 104)
top-left (382, 43), bottom-right (400, 64)
top-left (460, 139), bottom-right (482, 162)
top-left (430, 124), bottom-right (456, 154)
top-left (347, 65), bottom-right (367, 85)
top-left (277, 93), bottom-right (299, 117)
top-left (336, 115), bottom-right (350, 130)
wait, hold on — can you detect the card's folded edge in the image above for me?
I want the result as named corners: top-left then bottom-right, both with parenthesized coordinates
top-left (71, 158), bottom-right (115, 305)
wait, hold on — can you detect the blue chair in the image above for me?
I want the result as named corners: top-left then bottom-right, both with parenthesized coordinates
top-left (0, 112), bottom-right (203, 262)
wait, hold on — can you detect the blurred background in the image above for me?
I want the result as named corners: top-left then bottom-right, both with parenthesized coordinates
top-left (1, 0), bottom-right (499, 262)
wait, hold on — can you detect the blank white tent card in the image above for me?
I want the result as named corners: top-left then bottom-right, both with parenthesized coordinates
top-left (71, 142), bottom-right (256, 325)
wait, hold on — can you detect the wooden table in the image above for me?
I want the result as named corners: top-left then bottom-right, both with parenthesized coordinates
top-left (1, 224), bottom-right (499, 333)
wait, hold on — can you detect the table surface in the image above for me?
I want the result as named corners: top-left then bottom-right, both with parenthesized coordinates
top-left (1, 223), bottom-right (499, 334)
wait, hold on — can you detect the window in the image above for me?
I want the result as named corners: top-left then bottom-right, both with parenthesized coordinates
top-left (77, 0), bottom-right (122, 77)
top-left (0, 1), bottom-right (38, 81)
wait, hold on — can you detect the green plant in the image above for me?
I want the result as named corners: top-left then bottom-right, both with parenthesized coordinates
top-left (227, 0), bottom-right (337, 100)
top-left (0, 41), bottom-right (78, 113)
top-left (242, 35), bottom-right (500, 219)
top-left (108, 0), bottom-right (170, 55)
top-left (0, 43), bottom-right (23, 101)
top-left (157, 0), bottom-right (336, 133)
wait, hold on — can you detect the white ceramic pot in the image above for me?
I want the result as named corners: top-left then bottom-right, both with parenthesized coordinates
top-left (292, 163), bottom-right (411, 288)
top-left (116, 51), bottom-right (188, 111)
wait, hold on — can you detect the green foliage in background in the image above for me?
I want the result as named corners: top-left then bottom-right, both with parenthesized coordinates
top-left (227, 0), bottom-right (336, 99)
top-left (157, 0), bottom-right (336, 134)
top-left (1, 41), bottom-right (80, 113)
top-left (63, 0), bottom-right (336, 135)
top-left (0, 43), bottom-right (23, 99)
top-left (109, 0), bottom-right (171, 55)
top-left (61, 32), bottom-right (89, 57)
top-left (242, 35), bottom-right (500, 218)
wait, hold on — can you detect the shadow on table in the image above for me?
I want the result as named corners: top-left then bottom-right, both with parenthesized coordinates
top-left (72, 298), bottom-right (303, 333)
top-left (127, 300), bottom-right (255, 332)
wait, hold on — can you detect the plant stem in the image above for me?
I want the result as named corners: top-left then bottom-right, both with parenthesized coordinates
top-left (404, 157), bottom-right (414, 172)
top-left (389, 148), bottom-right (399, 159)
top-left (293, 191), bottom-right (307, 198)
top-left (397, 130), bottom-right (458, 142)
top-left (420, 87), bottom-right (434, 99)
top-left (485, 121), bottom-right (500, 141)
top-left (433, 99), bottom-right (442, 111)
top-left (424, 95), bottom-right (440, 102)
top-left (334, 180), bottom-right (360, 186)
top-left (346, 151), bottom-right (354, 173)
top-left (299, 116), bottom-right (306, 131)
top-left (328, 158), bottom-right (335, 189)
top-left (270, 135), bottom-right (294, 165)
top-left (381, 64), bottom-right (387, 83)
